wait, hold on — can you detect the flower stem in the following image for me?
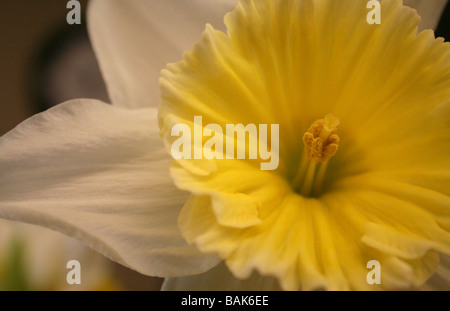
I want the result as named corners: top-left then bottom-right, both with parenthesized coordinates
top-left (292, 151), bottom-right (309, 191)
top-left (313, 160), bottom-right (329, 196)
top-left (300, 160), bottom-right (317, 197)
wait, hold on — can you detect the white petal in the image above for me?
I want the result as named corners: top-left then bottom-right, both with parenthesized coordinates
top-left (162, 262), bottom-right (281, 290)
top-left (88, 0), bottom-right (238, 109)
top-left (404, 0), bottom-right (448, 31)
top-left (0, 99), bottom-right (219, 278)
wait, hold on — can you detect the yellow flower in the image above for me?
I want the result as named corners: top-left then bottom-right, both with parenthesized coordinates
top-left (0, 0), bottom-right (448, 291)
top-left (159, 0), bottom-right (450, 290)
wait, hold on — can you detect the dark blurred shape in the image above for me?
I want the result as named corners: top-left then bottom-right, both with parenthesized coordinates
top-left (31, 24), bottom-right (110, 112)
top-left (436, 0), bottom-right (450, 40)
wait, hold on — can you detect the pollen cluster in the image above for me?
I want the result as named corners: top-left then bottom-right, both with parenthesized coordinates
top-left (303, 114), bottom-right (340, 163)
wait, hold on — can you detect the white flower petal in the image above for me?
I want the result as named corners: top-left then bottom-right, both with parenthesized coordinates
top-left (88, 0), bottom-right (238, 109)
top-left (404, 0), bottom-right (448, 31)
top-left (162, 262), bottom-right (281, 291)
top-left (0, 99), bottom-right (219, 278)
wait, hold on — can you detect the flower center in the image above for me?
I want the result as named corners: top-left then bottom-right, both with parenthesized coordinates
top-left (292, 114), bottom-right (340, 197)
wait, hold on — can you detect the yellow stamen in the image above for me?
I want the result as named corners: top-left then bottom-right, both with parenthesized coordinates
top-left (303, 114), bottom-right (340, 163)
top-left (292, 114), bottom-right (340, 197)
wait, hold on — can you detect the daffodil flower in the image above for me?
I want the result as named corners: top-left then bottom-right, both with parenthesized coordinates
top-left (0, 0), bottom-right (449, 291)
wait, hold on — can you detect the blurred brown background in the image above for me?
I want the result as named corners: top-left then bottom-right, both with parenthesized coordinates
top-left (0, 0), bottom-right (75, 136)
top-left (0, 0), bottom-right (163, 290)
